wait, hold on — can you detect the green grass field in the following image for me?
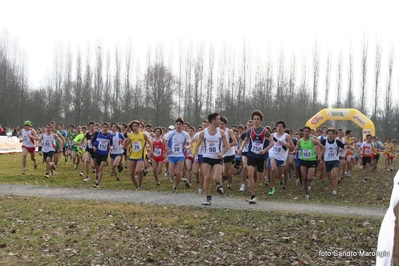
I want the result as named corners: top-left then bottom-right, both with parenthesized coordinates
top-left (0, 153), bottom-right (395, 207)
top-left (0, 195), bottom-right (381, 265)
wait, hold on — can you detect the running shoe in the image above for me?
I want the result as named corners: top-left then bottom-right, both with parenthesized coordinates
top-left (268, 188), bottom-right (275, 195)
top-left (249, 197), bottom-right (257, 204)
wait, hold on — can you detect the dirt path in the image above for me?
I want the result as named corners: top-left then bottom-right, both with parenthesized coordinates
top-left (0, 184), bottom-right (385, 218)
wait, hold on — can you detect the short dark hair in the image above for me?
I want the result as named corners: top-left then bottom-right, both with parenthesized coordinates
top-left (175, 117), bottom-right (184, 124)
top-left (275, 120), bottom-right (286, 128)
top-left (303, 126), bottom-right (311, 131)
top-left (208, 113), bottom-right (220, 124)
top-left (69, 124), bottom-right (75, 128)
top-left (327, 128), bottom-right (336, 134)
top-left (88, 121), bottom-right (95, 126)
top-left (102, 122), bottom-right (110, 127)
top-left (220, 115), bottom-right (228, 124)
top-left (251, 110), bottom-right (263, 121)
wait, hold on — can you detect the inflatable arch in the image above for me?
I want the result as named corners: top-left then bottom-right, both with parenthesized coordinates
top-left (305, 108), bottom-right (375, 141)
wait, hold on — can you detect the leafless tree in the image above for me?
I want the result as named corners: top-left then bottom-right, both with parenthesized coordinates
top-left (205, 44), bottom-right (215, 114)
top-left (346, 46), bottom-right (355, 108)
top-left (93, 44), bottom-right (103, 121)
top-left (335, 51), bottom-right (343, 107)
top-left (324, 51), bottom-right (331, 106)
top-left (373, 41), bottom-right (382, 119)
top-left (312, 41), bottom-right (320, 112)
top-left (384, 48), bottom-right (394, 134)
top-left (359, 36), bottom-right (368, 114)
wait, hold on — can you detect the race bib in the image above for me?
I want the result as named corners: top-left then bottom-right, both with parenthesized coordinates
top-left (251, 142), bottom-right (262, 154)
top-left (98, 140), bottom-right (108, 151)
top-left (302, 149), bottom-right (312, 159)
top-left (80, 143), bottom-right (87, 150)
top-left (113, 145), bottom-right (120, 153)
top-left (365, 148), bottom-right (371, 155)
top-left (132, 141), bottom-right (142, 152)
top-left (273, 145), bottom-right (282, 153)
top-left (44, 140), bottom-right (51, 147)
top-left (154, 148), bottom-right (162, 157)
top-left (87, 140), bottom-right (93, 149)
top-left (199, 145), bottom-right (205, 154)
top-left (173, 144), bottom-right (183, 153)
top-left (23, 136), bottom-right (28, 143)
top-left (208, 146), bottom-right (217, 153)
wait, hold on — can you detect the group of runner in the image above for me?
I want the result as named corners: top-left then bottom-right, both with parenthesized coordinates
top-left (18, 111), bottom-right (398, 205)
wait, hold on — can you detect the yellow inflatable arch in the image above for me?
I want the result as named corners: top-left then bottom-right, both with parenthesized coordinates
top-left (305, 108), bottom-right (375, 140)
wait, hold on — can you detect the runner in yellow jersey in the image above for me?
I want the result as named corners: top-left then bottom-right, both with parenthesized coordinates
top-left (124, 120), bottom-right (153, 190)
top-left (383, 137), bottom-right (392, 170)
top-left (389, 139), bottom-right (398, 172)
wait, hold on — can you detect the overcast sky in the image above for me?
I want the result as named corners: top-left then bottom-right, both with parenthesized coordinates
top-left (1, 0), bottom-right (398, 107)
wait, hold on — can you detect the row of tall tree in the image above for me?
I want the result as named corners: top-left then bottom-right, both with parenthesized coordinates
top-left (1, 31), bottom-right (399, 139)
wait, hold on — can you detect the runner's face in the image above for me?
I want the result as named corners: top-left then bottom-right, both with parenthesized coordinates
top-left (82, 128), bottom-right (87, 134)
top-left (303, 129), bottom-right (310, 138)
top-left (202, 123), bottom-right (208, 129)
top-left (234, 131), bottom-right (239, 139)
top-left (183, 124), bottom-right (188, 131)
top-left (276, 124), bottom-right (284, 132)
top-left (197, 127), bottom-right (203, 132)
top-left (252, 116), bottom-right (261, 127)
top-left (89, 125), bottom-right (95, 132)
top-left (328, 131), bottom-right (334, 140)
top-left (188, 128), bottom-right (194, 135)
top-left (111, 125), bottom-right (117, 132)
top-left (155, 129), bottom-right (161, 137)
top-left (247, 120), bottom-right (253, 128)
top-left (212, 116), bottom-right (220, 126)
top-left (338, 131), bottom-right (343, 138)
top-left (46, 126), bottom-right (52, 133)
top-left (219, 121), bottom-right (226, 129)
top-left (132, 123), bottom-right (139, 132)
top-left (175, 122), bottom-right (183, 131)
top-left (299, 131), bottom-right (304, 138)
top-left (102, 125), bottom-right (109, 134)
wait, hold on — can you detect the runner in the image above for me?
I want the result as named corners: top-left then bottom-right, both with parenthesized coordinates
top-left (110, 123), bottom-right (125, 181)
top-left (219, 116), bottom-right (237, 189)
top-left (344, 130), bottom-right (355, 177)
top-left (183, 126), bottom-right (196, 187)
top-left (360, 134), bottom-right (376, 181)
top-left (336, 129), bottom-right (347, 181)
top-left (39, 123), bottom-right (62, 178)
top-left (267, 120), bottom-right (295, 194)
top-left (124, 120), bottom-right (153, 190)
top-left (163, 117), bottom-right (190, 192)
top-left (194, 112), bottom-right (229, 205)
top-left (73, 126), bottom-right (87, 177)
top-left (92, 122), bottom-right (113, 188)
top-left (295, 126), bottom-right (325, 199)
top-left (239, 111), bottom-right (271, 203)
top-left (384, 137), bottom-right (392, 170)
top-left (151, 127), bottom-right (166, 186)
top-left (238, 119), bottom-right (253, 192)
top-left (192, 122), bottom-right (208, 194)
top-left (320, 128), bottom-right (345, 195)
top-left (389, 140), bottom-right (398, 172)
top-left (372, 136), bottom-right (382, 171)
top-left (82, 121), bottom-right (97, 182)
top-left (20, 120), bottom-right (39, 174)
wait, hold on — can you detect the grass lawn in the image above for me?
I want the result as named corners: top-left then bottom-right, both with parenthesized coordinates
top-left (0, 195), bottom-right (381, 265)
top-left (0, 153), bottom-right (395, 207)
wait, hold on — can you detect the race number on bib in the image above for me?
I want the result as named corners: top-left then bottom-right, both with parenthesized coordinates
top-left (87, 140), bottom-right (93, 149)
top-left (173, 144), bottom-right (183, 153)
top-left (302, 149), bottom-right (312, 159)
top-left (44, 140), bottom-right (51, 147)
top-left (132, 141), bottom-right (142, 152)
top-left (251, 142), bottom-right (262, 154)
top-left (98, 140), bottom-right (108, 151)
top-left (154, 148), bottom-right (162, 157)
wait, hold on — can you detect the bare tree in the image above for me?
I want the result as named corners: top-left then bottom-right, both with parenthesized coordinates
top-left (312, 41), bottom-right (320, 113)
top-left (384, 48), bottom-right (394, 134)
top-left (103, 48), bottom-right (111, 121)
top-left (359, 36), bottom-right (368, 114)
top-left (93, 44), bottom-right (103, 121)
top-left (72, 48), bottom-right (84, 125)
top-left (144, 62), bottom-right (176, 126)
top-left (110, 47), bottom-right (123, 121)
top-left (192, 43), bottom-right (205, 126)
top-left (63, 45), bottom-right (73, 123)
top-left (335, 51), bottom-right (343, 107)
top-left (205, 44), bottom-right (215, 114)
top-left (324, 51), bottom-right (331, 106)
top-left (346, 46), bottom-right (355, 108)
top-left (373, 41), bottom-right (382, 119)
